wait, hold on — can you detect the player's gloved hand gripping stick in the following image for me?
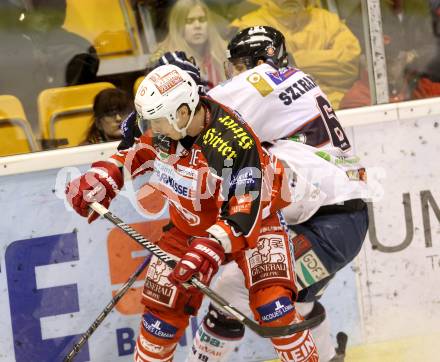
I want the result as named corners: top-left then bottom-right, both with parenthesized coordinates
top-left (89, 201), bottom-right (326, 339)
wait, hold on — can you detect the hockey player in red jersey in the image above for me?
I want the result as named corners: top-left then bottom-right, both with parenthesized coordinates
top-left (65, 64), bottom-right (319, 361)
top-left (183, 26), bottom-right (369, 362)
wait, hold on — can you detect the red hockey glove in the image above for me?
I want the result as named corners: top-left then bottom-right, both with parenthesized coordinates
top-left (168, 237), bottom-right (225, 290)
top-left (65, 161), bottom-right (123, 223)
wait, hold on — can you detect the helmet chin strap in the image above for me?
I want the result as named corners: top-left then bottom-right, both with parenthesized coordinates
top-left (171, 106), bottom-right (197, 138)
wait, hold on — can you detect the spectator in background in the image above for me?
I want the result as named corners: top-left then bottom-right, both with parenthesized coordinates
top-left (413, 0), bottom-right (440, 99)
top-left (340, 35), bottom-right (419, 108)
top-left (231, 0), bottom-right (361, 109)
top-left (81, 88), bottom-right (133, 145)
top-left (338, 0), bottom-right (439, 107)
top-left (339, 0), bottom-right (436, 104)
top-left (384, 0), bottom-right (435, 76)
top-left (0, 0), bottom-right (99, 132)
top-left (150, 0), bottom-right (227, 88)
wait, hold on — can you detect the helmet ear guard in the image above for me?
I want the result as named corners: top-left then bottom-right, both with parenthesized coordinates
top-left (134, 64), bottom-right (200, 137)
top-left (226, 26), bottom-right (289, 70)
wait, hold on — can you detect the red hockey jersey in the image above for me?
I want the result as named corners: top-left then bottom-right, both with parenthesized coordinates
top-left (109, 97), bottom-right (289, 253)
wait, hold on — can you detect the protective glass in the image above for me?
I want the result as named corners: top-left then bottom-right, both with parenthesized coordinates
top-left (137, 114), bottom-right (150, 134)
top-left (223, 58), bottom-right (250, 79)
top-left (138, 115), bottom-right (175, 136)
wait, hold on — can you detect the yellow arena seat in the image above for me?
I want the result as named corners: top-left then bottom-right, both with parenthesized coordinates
top-left (94, 30), bottom-right (132, 57)
top-left (133, 76), bottom-right (145, 95)
top-left (0, 95), bottom-right (40, 156)
top-left (38, 82), bottom-right (115, 148)
top-left (64, 0), bottom-right (142, 58)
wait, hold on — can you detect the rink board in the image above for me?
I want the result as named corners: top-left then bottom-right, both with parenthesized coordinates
top-left (0, 98), bottom-right (439, 361)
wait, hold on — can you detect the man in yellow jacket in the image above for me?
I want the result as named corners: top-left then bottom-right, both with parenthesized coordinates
top-left (231, 0), bottom-right (361, 109)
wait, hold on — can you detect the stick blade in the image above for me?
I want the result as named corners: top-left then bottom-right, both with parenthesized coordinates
top-left (246, 308), bottom-right (326, 338)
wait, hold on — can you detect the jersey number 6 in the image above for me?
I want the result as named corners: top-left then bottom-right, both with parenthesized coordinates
top-left (316, 95), bottom-right (351, 152)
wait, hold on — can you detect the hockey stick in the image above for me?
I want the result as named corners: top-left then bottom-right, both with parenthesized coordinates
top-left (89, 202), bottom-right (325, 338)
top-left (63, 254), bottom-right (152, 362)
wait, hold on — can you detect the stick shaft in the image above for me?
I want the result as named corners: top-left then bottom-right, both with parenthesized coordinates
top-left (89, 202), bottom-right (325, 338)
top-left (63, 254), bottom-right (151, 362)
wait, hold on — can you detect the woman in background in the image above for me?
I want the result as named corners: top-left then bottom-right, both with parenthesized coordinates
top-left (81, 88), bottom-right (133, 145)
top-left (151, 0), bottom-right (227, 88)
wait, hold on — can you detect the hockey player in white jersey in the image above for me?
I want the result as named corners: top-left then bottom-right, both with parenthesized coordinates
top-left (183, 26), bottom-right (369, 362)
top-left (118, 28), bottom-right (368, 361)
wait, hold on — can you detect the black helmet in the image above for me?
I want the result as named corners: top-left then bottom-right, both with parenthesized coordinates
top-left (226, 26), bottom-right (289, 69)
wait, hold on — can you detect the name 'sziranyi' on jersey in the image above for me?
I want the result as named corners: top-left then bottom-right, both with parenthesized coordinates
top-left (278, 74), bottom-right (318, 105)
top-left (207, 64), bottom-right (328, 143)
top-left (202, 115), bottom-right (255, 159)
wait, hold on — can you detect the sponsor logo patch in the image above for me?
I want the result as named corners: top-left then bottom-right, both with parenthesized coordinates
top-left (202, 128), bottom-right (238, 159)
top-left (197, 329), bottom-right (225, 348)
top-left (246, 72), bottom-right (273, 97)
top-left (153, 69), bottom-right (184, 94)
top-left (265, 67), bottom-right (297, 85)
top-left (296, 249), bottom-right (330, 288)
top-left (292, 234), bottom-right (313, 259)
top-left (142, 313), bottom-right (177, 339)
top-left (139, 335), bottom-right (166, 353)
top-left (151, 159), bottom-right (196, 199)
top-left (202, 115), bottom-right (254, 159)
top-left (229, 169), bottom-right (256, 188)
top-left (229, 194), bottom-right (253, 215)
top-left (177, 164), bottom-right (198, 179)
top-left (143, 257), bottom-right (178, 308)
top-left (266, 45), bottom-right (275, 57)
top-left (260, 225), bottom-right (284, 233)
top-left (246, 234), bottom-right (291, 286)
top-left (257, 297), bottom-right (294, 322)
top-left (274, 330), bottom-right (317, 360)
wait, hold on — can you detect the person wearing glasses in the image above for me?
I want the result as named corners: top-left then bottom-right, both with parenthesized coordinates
top-left (81, 88), bottom-right (133, 145)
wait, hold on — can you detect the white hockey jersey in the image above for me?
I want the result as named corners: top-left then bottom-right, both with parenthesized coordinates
top-left (208, 63), bottom-right (369, 224)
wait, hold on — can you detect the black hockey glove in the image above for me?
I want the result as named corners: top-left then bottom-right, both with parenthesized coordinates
top-left (118, 111), bottom-right (141, 150)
